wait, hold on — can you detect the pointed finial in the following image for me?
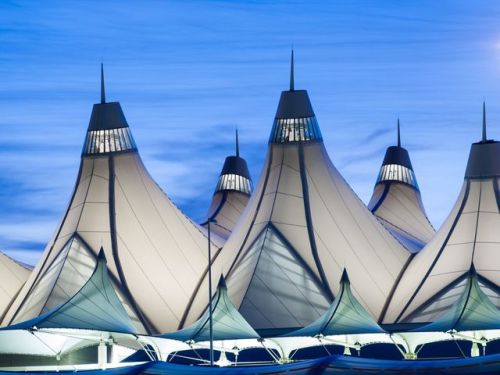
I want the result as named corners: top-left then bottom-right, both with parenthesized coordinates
top-left (97, 247), bottom-right (106, 262)
top-left (397, 118), bottom-right (401, 147)
top-left (469, 262), bottom-right (477, 277)
top-left (218, 275), bottom-right (227, 289)
top-left (340, 268), bottom-right (350, 284)
top-left (235, 128), bottom-right (240, 157)
top-left (290, 49), bottom-right (295, 91)
top-left (100, 63), bottom-right (106, 104)
top-left (482, 102), bottom-right (487, 143)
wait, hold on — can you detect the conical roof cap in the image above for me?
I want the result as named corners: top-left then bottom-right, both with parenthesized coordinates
top-left (381, 121), bottom-right (413, 170)
top-left (465, 104), bottom-right (499, 178)
top-left (275, 50), bottom-right (315, 120)
top-left (87, 64), bottom-right (129, 131)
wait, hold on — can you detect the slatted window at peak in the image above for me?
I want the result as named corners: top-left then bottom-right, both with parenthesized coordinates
top-left (376, 163), bottom-right (419, 190)
top-left (270, 117), bottom-right (322, 143)
top-left (215, 173), bottom-right (252, 195)
top-left (83, 127), bottom-right (137, 155)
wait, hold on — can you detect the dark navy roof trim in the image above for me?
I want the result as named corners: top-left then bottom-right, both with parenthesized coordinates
top-left (382, 146), bottom-right (413, 170)
top-left (275, 90), bottom-right (315, 119)
top-left (465, 141), bottom-right (500, 179)
top-left (220, 156), bottom-right (251, 179)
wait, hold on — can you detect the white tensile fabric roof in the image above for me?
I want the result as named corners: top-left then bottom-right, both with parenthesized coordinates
top-left (201, 133), bottom-right (253, 240)
top-left (368, 123), bottom-right (434, 254)
top-left (368, 148), bottom-right (434, 254)
top-left (369, 182), bottom-right (435, 254)
top-left (0, 251), bottom-right (31, 320)
top-left (202, 190), bottom-right (250, 240)
top-left (1, 68), bottom-right (223, 335)
top-left (182, 58), bottom-right (410, 331)
top-left (383, 129), bottom-right (500, 324)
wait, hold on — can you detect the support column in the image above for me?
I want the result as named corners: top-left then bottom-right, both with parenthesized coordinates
top-left (98, 340), bottom-right (108, 369)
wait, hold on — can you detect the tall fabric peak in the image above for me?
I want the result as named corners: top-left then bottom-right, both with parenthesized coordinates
top-left (83, 65), bottom-right (137, 155)
top-left (202, 131), bottom-right (253, 240)
top-left (465, 104), bottom-right (500, 179)
top-left (269, 52), bottom-right (321, 143)
top-left (368, 119), bottom-right (435, 254)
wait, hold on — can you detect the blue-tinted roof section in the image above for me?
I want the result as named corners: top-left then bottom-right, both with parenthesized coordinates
top-left (415, 265), bottom-right (500, 333)
top-left (161, 276), bottom-right (259, 342)
top-left (286, 269), bottom-right (385, 337)
top-left (4, 249), bottom-right (138, 334)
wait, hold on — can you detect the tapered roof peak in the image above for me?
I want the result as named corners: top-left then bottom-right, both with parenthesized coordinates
top-left (340, 268), bottom-right (350, 284)
top-left (380, 120), bottom-right (413, 171)
top-left (211, 130), bottom-right (252, 195)
top-left (464, 103), bottom-right (499, 179)
top-left (274, 51), bottom-right (315, 120)
top-left (83, 65), bottom-right (137, 155)
top-left (218, 275), bottom-right (227, 289)
top-left (374, 119), bottom-right (419, 191)
top-left (87, 65), bottom-right (129, 132)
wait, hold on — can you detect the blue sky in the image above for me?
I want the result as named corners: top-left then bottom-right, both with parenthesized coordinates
top-left (1, 0), bottom-right (499, 265)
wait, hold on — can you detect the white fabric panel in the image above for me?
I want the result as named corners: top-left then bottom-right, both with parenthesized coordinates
top-left (215, 139), bottom-right (410, 330)
top-left (11, 242), bottom-right (72, 323)
top-left (253, 194), bottom-right (276, 226)
top-left (477, 212), bottom-right (500, 243)
top-left (213, 152), bottom-right (273, 273)
top-left (3, 147), bottom-right (218, 334)
top-left (303, 143), bottom-right (409, 318)
top-left (270, 194), bottom-right (306, 227)
top-left (237, 227), bottom-right (329, 329)
top-left (112, 153), bottom-right (213, 332)
top-left (368, 182), bottom-right (435, 252)
top-left (480, 179), bottom-right (498, 212)
top-left (41, 237), bottom-right (96, 312)
top-left (2, 158), bottom-right (103, 326)
top-left (382, 183), bottom-right (469, 323)
top-left (407, 279), bottom-right (467, 323)
top-left (273, 224), bottom-right (316, 279)
top-left (385, 177), bottom-right (500, 323)
top-left (11, 237), bottom-right (96, 324)
top-left (202, 191), bottom-right (250, 240)
top-left (0, 253), bottom-right (30, 319)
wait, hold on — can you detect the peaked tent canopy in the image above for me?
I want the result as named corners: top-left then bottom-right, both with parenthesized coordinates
top-left (383, 104), bottom-right (500, 324)
top-left (162, 276), bottom-right (259, 342)
top-left (287, 269), bottom-right (385, 337)
top-left (415, 264), bottom-right (500, 333)
top-left (202, 130), bottom-right (253, 240)
top-left (3, 249), bottom-right (137, 334)
top-left (0, 252), bottom-right (31, 319)
top-left (182, 51), bottom-right (410, 331)
top-left (368, 120), bottom-right (435, 253)
top-left (2, 65), bottom-right (222, 334)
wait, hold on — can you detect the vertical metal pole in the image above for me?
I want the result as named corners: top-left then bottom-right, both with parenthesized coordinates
top-left (207, 220), bottom-right (214, 366)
